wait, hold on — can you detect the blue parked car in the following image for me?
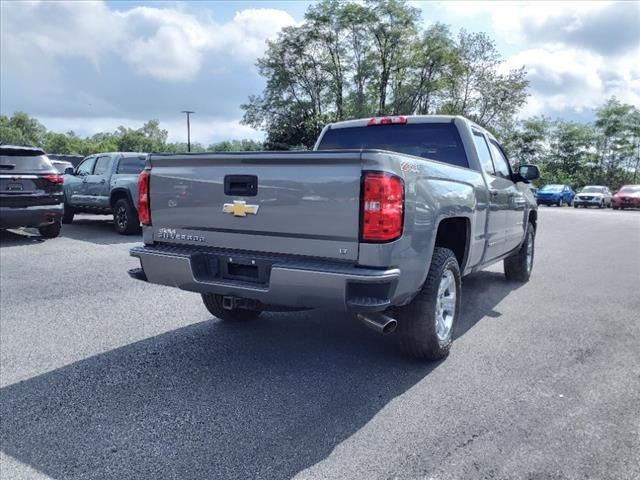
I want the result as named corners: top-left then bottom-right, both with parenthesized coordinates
top-left (536, 184), bottom-right (575, 207)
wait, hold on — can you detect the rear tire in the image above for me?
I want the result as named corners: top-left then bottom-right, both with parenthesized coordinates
top-left (38, 221), bottom-right (62, 238)
top-left (201, 294), bottom-right (262, 321)
top-left (613, 206), bottom-right (619, 210)
top-left (504, 221), bottom-right (535, 282)
top-left (113, 198), bottom-right (140, 235)
top-left (61, 199), bottom-right (74, 224)
top-left (393, 248), bottom-right (461, 360)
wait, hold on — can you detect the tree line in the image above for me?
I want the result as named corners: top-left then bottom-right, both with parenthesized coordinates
top-left (0, 114), bottom-right (263, 156)
top-left (500, 97), bottom-right (640, 188)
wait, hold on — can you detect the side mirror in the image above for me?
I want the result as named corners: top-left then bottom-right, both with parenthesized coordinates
top-left (518, 164), bottom-right (539, 182)
top-left (64, 166), bottom-right (75, 175)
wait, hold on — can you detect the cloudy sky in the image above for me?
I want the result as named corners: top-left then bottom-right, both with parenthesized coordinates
top-left (1, 0), bottom-right (638, 145)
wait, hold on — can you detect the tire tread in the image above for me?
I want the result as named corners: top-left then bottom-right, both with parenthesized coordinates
top-left (394, 247), bottom-right (461, 360)
top-left (504, 221), bottom-right (535, 282)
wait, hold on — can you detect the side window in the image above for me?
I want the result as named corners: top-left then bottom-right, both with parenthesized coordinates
top-left (93, 155), bottom-right (112, 175)
top-left (76, 157), bottom-right (96, 176)
top-left (472, 132), bottom-right (495, 176)
top-left (488, 140), bottom-right (512, 179)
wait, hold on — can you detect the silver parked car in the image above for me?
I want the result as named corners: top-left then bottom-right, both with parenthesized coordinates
top-left (573, 186), bottom-right (612, 208)
top-left (50, 159), bottom-right (74, 174)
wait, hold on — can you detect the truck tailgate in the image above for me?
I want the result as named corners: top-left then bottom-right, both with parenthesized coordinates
top-left (148, 152), bottom-right (362, 261)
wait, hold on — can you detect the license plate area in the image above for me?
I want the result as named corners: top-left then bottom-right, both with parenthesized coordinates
top-left (192, 253), bottom-right (272, 285)
top-left (6, 183), bottom-right (23, 191)
top-left (223, 256), bottom-right (271, 284)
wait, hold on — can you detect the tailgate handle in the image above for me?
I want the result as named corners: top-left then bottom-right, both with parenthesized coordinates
top-left (224, 175), bottom-right (258, 197)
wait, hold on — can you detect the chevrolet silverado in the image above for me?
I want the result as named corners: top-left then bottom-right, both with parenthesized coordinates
top-left (129, 115), bottom-right (539, 359)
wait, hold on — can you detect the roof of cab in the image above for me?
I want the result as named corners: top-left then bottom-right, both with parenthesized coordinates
top-left (325, 115), bottom-right (481, 130)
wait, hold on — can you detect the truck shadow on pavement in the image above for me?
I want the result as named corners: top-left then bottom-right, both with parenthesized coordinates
top-left (0, 271), bottom-right (518, 480)
top-left (0, 229), bottom-right (47, 247)
top-left (61, 216), bottom-right (141, 245)
top-left (457, 270), bottom-right (522, 338)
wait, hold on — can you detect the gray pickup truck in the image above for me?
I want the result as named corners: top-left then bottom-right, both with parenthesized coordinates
top-left (129, 116), bottom-right (539, 359)
top-left (62, 152), bottom-right (147, 234)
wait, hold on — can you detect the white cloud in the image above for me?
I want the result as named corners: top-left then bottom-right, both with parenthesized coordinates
top-left (436, 1), bottom-right (618, 46)
top-left (2, 1), bottom-right (296, 82)
top-left (435, 1), bottom-right (640, 119)
top-left (507, 46), bottom-right (640, 118)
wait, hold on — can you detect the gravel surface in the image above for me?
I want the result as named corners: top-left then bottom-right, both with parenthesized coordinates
top-left (1, 209), bottom-right (639, 480)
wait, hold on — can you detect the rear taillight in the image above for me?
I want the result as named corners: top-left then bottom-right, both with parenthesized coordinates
top-left (138, 170), bottom-right (151, 226)
top-left (361, 172), bottom-right (404, 242)
top-left (41, 174), bottom-right (64, 184)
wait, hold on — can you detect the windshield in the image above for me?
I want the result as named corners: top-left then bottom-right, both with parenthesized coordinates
top-left (581, 186), bottom-right (605, 193)
top-left (317, 123), bottom-right (469, 168)
top-left (540, 185), bottom-right (563, 192)
top-left (619, 186), bottom-right (640, 193)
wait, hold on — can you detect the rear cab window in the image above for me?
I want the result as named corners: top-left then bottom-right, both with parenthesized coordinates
top-left (317, 122), bottom-right (469, 169)
top-left (117, 156), bottom-right (146, 174)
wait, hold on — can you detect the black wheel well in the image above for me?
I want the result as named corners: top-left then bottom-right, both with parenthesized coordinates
top-left (110, 190), bottom-right (132, 208)
top-left (528, 210), bottom-right (537, 230)
top-left (434, 217), bottom-right (469, 269)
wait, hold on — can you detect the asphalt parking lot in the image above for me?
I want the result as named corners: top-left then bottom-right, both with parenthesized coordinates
top-left (1, 208), bottom-right (639, 480)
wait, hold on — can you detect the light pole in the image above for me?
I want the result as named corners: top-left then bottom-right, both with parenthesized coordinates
top-left (181, 110), bottom-right (195, 152)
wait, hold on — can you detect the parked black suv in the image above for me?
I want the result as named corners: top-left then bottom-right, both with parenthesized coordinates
top-left (0, 145), bottom-right (64, 238)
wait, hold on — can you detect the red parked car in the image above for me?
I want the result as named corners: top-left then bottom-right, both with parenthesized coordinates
top-left (612, 185), bottom-right (640, 210)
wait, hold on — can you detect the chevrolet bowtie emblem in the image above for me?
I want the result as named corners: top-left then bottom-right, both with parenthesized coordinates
top-left (223, 200), bottom-right (259, 217)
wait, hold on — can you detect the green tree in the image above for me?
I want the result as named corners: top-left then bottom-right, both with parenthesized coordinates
top-left (548, 121), bottom-right (597, 187)
top-left (242, 0), bottom-right (528, 148)
top-left (440, 31), bottom-right (528, 127)
top-left (366, 0), bottom-right (420, 115)
top-left (0, 112), bottom-right (47, 146)
top-left (594, 97), bottom-right (638, 188)
top-left (43, 132), bottom-right (75, 154)
top-left (500, 116), bottom-right (551, 167)
top-left (208, 139), bottom-right (263, 152)
top-left (0, 115), bottom-right (26, 144)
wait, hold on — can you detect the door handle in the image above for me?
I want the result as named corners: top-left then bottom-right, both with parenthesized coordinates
top-left (100, 179), bottom-right (106, 184)
top-left (488, 189), bottom-right (498, 197)
top-left (82, 178), bottom-right (87, 183)
top-left (224, 175), bottom-right (258, 196)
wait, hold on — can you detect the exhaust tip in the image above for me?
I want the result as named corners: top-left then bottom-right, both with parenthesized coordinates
top-left (357, 313), bottom-right (397, 335)
top-left (382, 319), bottom-right (397, 334)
